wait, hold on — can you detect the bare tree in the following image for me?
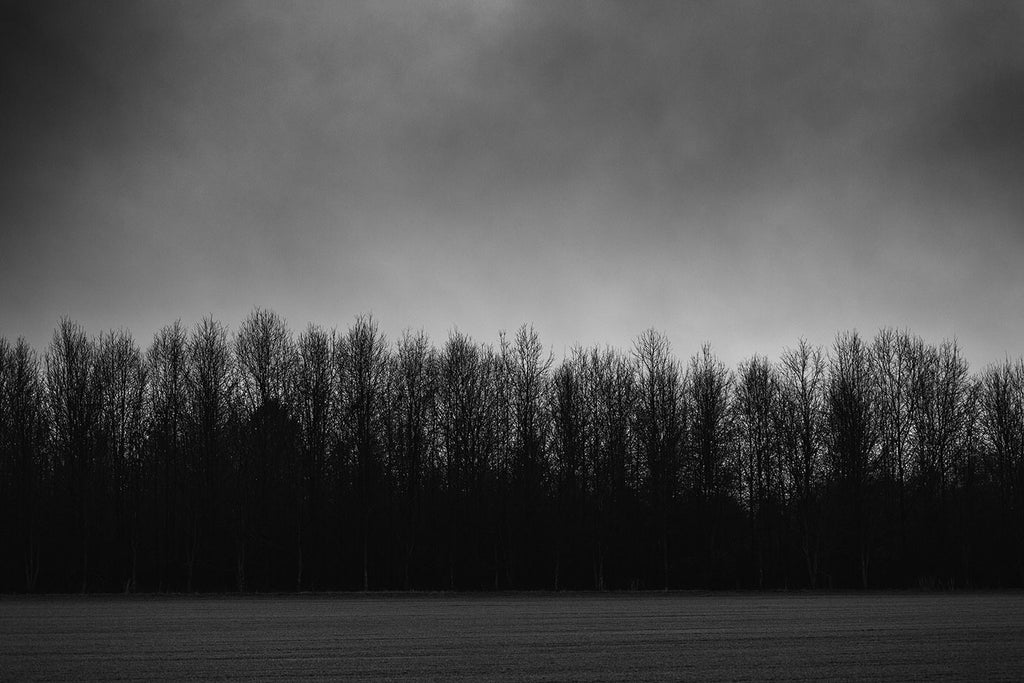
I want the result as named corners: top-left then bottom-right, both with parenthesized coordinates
top-left (295, 324), bottom-right (337, 590)
top-left (778, 339), bottom-right (826, 587)
top-left (0, 338), bottom-right (48, 591)
top-left (980, 359), bottom-right (1024, 499)
top-left (509, 326), bottom-right (552, 485)
top-left (978, 359), bottom-right (1024, 581)
top-left (389, 329), bottom-right (436, 589)
top-left (233, 308), bottom-right (297, 591)
top-left (584, 346), bottom-right (636, 590)
top-left (686, 343), bottom-right (734, 585)
top-left (872, 330), bottom-right (915, 501)
top-left (96, 330), bottom-right (147, 592)
top-left (634, 330), bottom-right (685, 590)
top-left (828, 331), bottom-right (877, 588)
top-left (436, 331), bottom-right (496, 588)
top-left (735, 355), bottom-right (781, 588)
top-left (235, 308), bottom-right (295, 413)
top-left (336, 314), bottom-right (390, 590)
top-left (687, 344), bottom-right (734, 500)
top-left (45, 319), bottom-right (100, 592)
top-left (908, 339), bottom-right (974, 498)
top-left (870, 328), bottom-right (916, 579)
top-left (505, 325), bottom-right (553, 587)
top-left (550, 347), bottom-right (591, 589)
top-left (185, 316), bottom-right (234, 592)
top-left (148, 321), bottom-right (188, 591)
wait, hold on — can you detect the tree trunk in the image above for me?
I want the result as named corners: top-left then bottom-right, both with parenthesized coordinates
top-left (24, 536), bottom-right (40, 593)
top-left (236, 540), bottom-right (246, 593)
top-left (362, 534), bottom-right (369, 592)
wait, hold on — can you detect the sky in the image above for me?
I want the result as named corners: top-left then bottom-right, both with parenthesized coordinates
top-left (2, 0), bottom-right (1023, 369)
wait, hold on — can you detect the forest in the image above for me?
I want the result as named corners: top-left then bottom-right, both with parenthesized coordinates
top-left (1, 310), bottom-right (1023, 593)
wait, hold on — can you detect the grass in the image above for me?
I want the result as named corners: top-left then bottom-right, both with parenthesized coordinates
top-left (2, 592), bottom-right (1024, 680)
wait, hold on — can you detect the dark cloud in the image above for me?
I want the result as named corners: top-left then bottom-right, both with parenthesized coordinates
top-left (1, 1), bottom-right (1023, 366)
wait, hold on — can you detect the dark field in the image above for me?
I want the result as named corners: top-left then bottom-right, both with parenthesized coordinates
top-left (2, 593), bottom-right (1024, 680)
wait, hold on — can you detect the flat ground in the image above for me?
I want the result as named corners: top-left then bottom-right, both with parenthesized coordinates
top-left (2, 592), bottom-right (1023, 680)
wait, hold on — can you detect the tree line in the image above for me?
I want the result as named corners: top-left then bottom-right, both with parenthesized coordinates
top-left (1, 311), bottom-right (1023, 592)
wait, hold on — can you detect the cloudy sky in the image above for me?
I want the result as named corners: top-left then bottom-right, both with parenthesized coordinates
top-left (2, 1), bottom-right (1023, 367)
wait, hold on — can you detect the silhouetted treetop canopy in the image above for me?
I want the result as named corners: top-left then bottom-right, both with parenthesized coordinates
top-left (1, 311), bottom-right (1023, 592)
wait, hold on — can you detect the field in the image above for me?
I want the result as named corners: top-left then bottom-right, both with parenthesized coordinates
top-left (2, 592), bottom-right (1024, 680)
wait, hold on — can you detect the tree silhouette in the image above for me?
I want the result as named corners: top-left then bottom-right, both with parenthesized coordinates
top-left (3, 313), bottom-right (1024, 592)
top-left (735, 355), bottom-right (781, 588)
top-left (634, 330), bottom-right (685, 590)
top-left (147, 321), bottom-right (188, 591)
top-left (184, 316), bottom-right (235, 592)
top-left (827, 331), bottom-right (877, 588)
top-left (778, 338), bottom-right (826, 587)
top-left (233, 308), bottom-right (297, 591)
top-left (337, 315), bottom-right (389, 590)
top-left (0, 338), bottom-right (47, 591)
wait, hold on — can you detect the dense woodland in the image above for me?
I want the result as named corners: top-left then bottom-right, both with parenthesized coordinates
top-left (2, 311), bottom-right (1023, 593)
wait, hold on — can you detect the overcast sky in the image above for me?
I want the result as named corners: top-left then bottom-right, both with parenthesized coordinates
top-left (2, 1), bottom-right (1023, 368)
